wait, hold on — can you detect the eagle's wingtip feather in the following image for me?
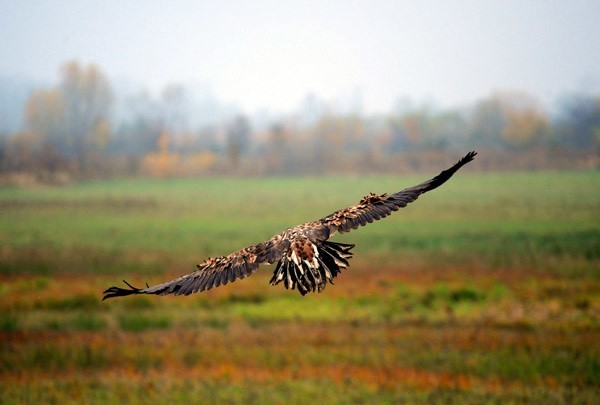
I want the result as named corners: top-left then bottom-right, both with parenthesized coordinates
top-left (102, 280), bottom-right (144, 301)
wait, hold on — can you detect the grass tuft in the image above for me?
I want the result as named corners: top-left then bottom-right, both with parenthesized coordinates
top-left (117, 313), bottom-right (172, 332)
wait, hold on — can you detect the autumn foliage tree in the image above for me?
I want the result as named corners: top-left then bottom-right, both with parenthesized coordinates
top-left (502, 108), bottom-right (549, 148)
top-left (467, 92), bottom-right (551, 149)
top-left (20, 61), bottom-right (113, 174)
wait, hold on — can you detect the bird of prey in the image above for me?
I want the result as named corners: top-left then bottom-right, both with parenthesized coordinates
top-left (103, 151), bottom-right (476, 300)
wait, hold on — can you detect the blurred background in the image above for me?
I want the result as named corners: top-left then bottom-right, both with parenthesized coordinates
top-left (0, 1), bottom-right (599, 403)
top-left (0, 0), bottom-right (598, 181)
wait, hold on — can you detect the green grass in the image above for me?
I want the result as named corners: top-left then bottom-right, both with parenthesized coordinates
top-left (117, 313), bottom-right (172, 332)
top-left (0, 170), bottom-right (599, 403)
top-left (0, 171), bottom-right (598, 275)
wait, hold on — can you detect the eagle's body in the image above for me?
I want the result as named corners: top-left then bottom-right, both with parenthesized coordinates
top-left (103, 151), bottom-right (476, 300)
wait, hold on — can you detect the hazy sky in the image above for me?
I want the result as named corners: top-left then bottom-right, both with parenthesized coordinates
top-left (1, 0), bottom-right (599, 114)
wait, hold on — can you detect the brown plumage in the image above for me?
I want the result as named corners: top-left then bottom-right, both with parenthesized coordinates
top-left (103, 151), bottom-right (476, 300)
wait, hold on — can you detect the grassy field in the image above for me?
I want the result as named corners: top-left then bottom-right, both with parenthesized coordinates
top-left (0, 170), bottom-right (599, 403)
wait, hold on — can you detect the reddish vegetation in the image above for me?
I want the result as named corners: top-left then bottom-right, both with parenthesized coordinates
top-left (1, 259), bottom-right (598, 401)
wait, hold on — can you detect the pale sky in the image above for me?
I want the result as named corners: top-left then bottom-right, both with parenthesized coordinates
top-left (1, 0), bottom-right (599, 114)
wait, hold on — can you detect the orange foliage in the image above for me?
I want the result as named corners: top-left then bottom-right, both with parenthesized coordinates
top-left (24, 89), bottom-right (64, 141)
top-left (188, 150), bottom-right (217, 172)
top-left (141, 132), bottom-right (217, 177)
top-left (502, 108), bottom-right (549, 147)
top-left (141, 132), bottom-right (180, 177)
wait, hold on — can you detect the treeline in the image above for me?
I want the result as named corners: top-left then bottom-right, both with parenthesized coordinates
top-left (0, 61), bottom-right (598, 182)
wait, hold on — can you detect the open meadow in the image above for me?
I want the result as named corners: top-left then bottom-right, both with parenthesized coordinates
top-left (0, 170), bottom-right (599, 403)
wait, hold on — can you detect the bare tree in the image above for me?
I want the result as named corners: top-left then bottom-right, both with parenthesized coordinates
top-left (59, 61), bottom-right (113, 166)
top-left (225, 115), bottom-right (251, 168)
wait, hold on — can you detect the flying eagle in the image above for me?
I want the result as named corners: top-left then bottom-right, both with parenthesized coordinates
top-left (103, 151), bottom-right (476, 300)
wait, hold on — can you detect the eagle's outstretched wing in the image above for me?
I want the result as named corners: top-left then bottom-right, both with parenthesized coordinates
top-left (102, 234), bottom-right (289, 300)
top-left (103, 151), bottom-right (476, 300)
top-left (320, 151), bottom-right (477, 235)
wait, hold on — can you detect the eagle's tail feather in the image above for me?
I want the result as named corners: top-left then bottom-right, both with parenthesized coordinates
top-left (270, 240), bottom-right (355, 295)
